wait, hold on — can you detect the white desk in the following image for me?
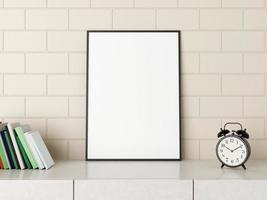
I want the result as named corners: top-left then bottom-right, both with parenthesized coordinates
top-left (0, 160), bottom-right (267, 200)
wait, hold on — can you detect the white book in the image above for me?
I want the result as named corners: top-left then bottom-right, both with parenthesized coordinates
top-left (7, 123), bottom-right (25, 169)
top-left (28, 131), bottom-right (54, 169)
top-left (24, 132), bottom-right (45, 169)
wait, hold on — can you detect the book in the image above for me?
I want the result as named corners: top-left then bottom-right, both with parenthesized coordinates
top-left (3, 126), bottom-right (19, 169)
top-left (14, 127), bottom-right (38, 169)
top-left (0, 157), bottom-right (3, 169)
top-left (24, 132), bottom-right (44, 169)
top-left (15, 135), bottom-right (32, 169)
top-left (0, 135), bottom-right (10, 169)
top-left (28, 132), bottom-right (54, 169)
top-left (1, 131), bottom-right (15, 169)
top-left (7, 123), bottom-right (25, 169)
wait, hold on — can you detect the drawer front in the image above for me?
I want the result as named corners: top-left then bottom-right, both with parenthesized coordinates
top-left (195, 180), bottom-right (267, 200)
top-left (0, 180), bottom-right (73, 200)
top-left (75, 180), bottom-right (192, 200)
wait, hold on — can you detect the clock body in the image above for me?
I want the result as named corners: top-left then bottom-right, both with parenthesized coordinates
top-left (216, 134), bottom-right (251, 168)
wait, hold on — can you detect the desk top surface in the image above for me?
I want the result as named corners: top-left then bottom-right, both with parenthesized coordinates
top-left (1, 160), bottom-right (267, 180)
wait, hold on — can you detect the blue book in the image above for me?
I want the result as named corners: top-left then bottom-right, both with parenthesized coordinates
top-left (1, 131), bottom-right (15, 169)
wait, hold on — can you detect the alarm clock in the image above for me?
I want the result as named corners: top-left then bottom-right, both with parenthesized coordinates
top-left (216, 122), bottom-right (251, 170)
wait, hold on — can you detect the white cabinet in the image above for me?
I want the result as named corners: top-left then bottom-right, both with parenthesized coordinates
top-left (194, 180), bottom-right (267, 200)
top-left (75, 180), bottom-right (192, 200)
top-left (0, 180), bottom-right (73, 200)
top-left (1, 161), bottom-right (267, 200)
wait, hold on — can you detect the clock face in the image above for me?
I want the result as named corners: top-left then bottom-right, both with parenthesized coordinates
top-left (216, 135), bottom-right (250, 167)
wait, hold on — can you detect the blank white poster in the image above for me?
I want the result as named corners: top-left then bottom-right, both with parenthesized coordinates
top-left (87, 31), bottom-right (180, 160)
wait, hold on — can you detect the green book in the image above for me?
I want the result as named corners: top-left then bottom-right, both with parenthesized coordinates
top-left (0, 136), bottom-right (9, 169)
top-left (14, 127), bottom-right (37, 169)
top-left (3, 127), bottom-right (19, 169)
top-left (15, 135), bottom-right (32, 169)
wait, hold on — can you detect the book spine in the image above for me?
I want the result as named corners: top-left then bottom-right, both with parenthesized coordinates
top-left (14, 128), bottom-right (37, 169)
top-left (0, 137), bottom-right (9, 169)
top-left (4, 128), bottom-right (19, 169)
top-left (7, 123), bottom-right (25, 169)
top-left (31, 132), bottom-right (55, 169)
top-left (0, 136), bottom-right (10, 169)
top-left (15, 135), bottom-right (32, 169)
top-left (0, 157), bottom-right (3, 169)
top-left (1, 131), bottom-right (15, 169)
top-left (25, 134), bottom-right (44, 169)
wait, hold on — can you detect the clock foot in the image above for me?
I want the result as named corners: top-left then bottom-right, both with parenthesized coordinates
top-left (221, 164), bottom-right (225, 168)
top-left (242, 164), bottom-right (246, 170)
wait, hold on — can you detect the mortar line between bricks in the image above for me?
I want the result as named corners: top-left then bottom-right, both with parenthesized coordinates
top-left (2, 7), bottom-right (266, 9)
top-left (182, 116), bottom-right (267, 119)
top-left (0, 73), bottom-right (85, 75)
top-left (4, 50), bottom-right (267, 54)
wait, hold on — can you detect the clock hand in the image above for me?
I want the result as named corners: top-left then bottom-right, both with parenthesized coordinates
top-left (224, 146), bottom-right (232, 152)
top-left (232, 145), bottom-right (242, 152)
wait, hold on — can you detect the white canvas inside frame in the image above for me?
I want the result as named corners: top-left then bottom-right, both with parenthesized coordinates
top-left (87, 31), bottom-right (180, 160)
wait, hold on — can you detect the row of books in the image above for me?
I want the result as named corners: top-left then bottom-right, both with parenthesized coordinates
top-left (0, 122), bottom-right (54, 170)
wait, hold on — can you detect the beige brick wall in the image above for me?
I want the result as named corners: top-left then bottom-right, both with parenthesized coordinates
top-left (0, 0), bottom-right (266, 160)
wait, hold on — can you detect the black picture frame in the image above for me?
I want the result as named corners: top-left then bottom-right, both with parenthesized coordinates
top-left (86, 30), bottom-right (181, 161)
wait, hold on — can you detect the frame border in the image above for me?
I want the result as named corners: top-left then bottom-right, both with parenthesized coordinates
top-left (85, 30), bottom-right (182, 161)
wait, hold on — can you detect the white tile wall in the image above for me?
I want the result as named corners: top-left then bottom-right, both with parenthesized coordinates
top-left (4, 32), bottom-right (46, 51)
top-left (47, 31), bottom-right (86, 51)
top-left (26, 9), bottom-right (68, 30)
top-left (222, 32), bottom-right (265, 51)
top-left (200, 9), bottom-right (243, 30)
top-left (0, 0), bottom-right (266, 160)
top-left (91, 0), bottom-right (133, 8)
top-left (47, 118), bottom-right (85, 139)
top-left (47, 0), bottom-right (90, 8)
top-left (4, 0), bottom-right (46, 8)
top-left (69, 9), bottom-right (112, 30)
top-left (26, 53), bottom-right (68, 73)
top-left (47, 75), bottom-right (86, 95)
top-left (4, 75), bottom-right (46, 95)
top-left (182, 75), bottom-right (221, 95)
top-left (0, 53), bottom-right (24, 73)
top-left (200, 53), bottom-right (243, 73)
top-left (26, 97), bottom-right (68, 117)
top-left (135, 0), bottom-right (177, 8)
top-left (182, 31), bottom-right (221, 51)
top-left (179, 0), bottom-right (221, 8)
top-left (222, 0), bottom-right (265, 8)
top-left (0, 10), bottom-right (24, 30)
top-left (113, 9), bottom-right (155, 30)
top-left (157, 9), bottom-right (199, 30)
